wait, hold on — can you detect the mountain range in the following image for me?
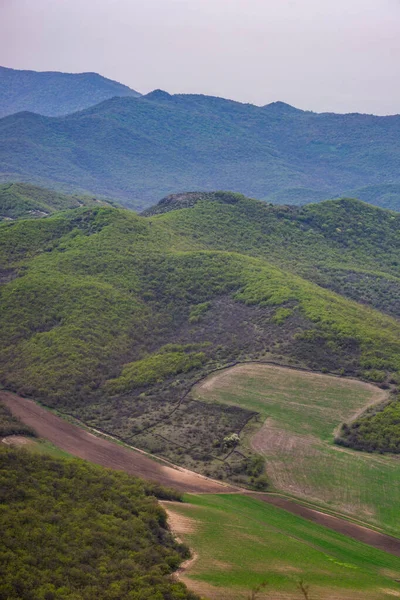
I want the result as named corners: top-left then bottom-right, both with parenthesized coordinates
top-left (0, 65), bottom-right (141, 118)
top-left (1, 87), bottom-right (399, 209)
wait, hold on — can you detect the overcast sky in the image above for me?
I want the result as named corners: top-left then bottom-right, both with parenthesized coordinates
top-left (1, 0), bottom-right (400, 114)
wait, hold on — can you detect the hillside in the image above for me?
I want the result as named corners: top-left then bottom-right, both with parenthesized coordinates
top-left (1, 193), bottom-right (399, 487)
top-left (0, 65), bottom-right (141, 118)
top-left (0, 182), bottom-right (116, 220)
top-left (0, 447), bottom-right (197, 600)
top-left (1, 91), bottom-right (400, 209)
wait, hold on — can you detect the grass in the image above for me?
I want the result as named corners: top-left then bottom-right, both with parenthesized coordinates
top-left (27, 438), bottom-right (74, 459)
top-left (193, 364), bottom-right (400, 536)
top-left (167, 493), bottom-right (400, 599)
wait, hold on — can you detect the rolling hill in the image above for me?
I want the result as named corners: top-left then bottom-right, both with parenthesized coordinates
top-left (0, 182), bottom-right (116, 220)
top-left (1, 91), bottom-right (400, 209)
top-left (1, 447), bottom-right (197, 600)
top-left (0, 65), bottom-right (141, 118)
top-left (1, 191), bottom-right (399, 490)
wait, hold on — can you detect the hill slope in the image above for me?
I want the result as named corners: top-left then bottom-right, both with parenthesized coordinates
top-left (0, 65), bottom-right (141, 118)
top-left (0, 194), bottom-right (399, 485)
top-left (1, 447), bottom-right (197, 600)
top-left (0, 182), bottom-right (116, 220)
top-left (1, 91), bottom-right (400, 209)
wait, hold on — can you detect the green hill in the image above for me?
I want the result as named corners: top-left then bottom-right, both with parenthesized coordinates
top-left (1, 91), bottom-right (400, 209)
top-left (0, 447), bottom-right (197, 600)
top-left (0, 65), bottom-right (141, 118)
top-left (0, 192), bottom-right (399, 482)
top-left (0, 182), bottom-right (115, 221)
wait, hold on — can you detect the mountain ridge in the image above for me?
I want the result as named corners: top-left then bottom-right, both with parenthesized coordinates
top-left (1, 90), bottom-right (400, 209)
top-left (0, 65), bottom-right (141, 118)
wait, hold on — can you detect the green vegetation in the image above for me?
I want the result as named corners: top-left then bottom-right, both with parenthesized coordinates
top-left (1, 90), bottom-right (400, 208)
top-left (0, 402), bottom-right (36, 437)
top-left (188, 302), bottom-right (210, 323)
top-left (0, 182), bottom-right (115, 221)
top-left (193, 364), bottom-right (400, 535)
top-left (105, 346), bottom-right (207, 394)
top-left (0, 194), bottom-right (399, 483)
top-left (167, 494), bottom-right (400, 599)
top-left (0, 447), bottom-right (198, 600)
top-left (0, 65), bottom-right (140, 118)
top-left (337, 397), bottom-right (400, 453)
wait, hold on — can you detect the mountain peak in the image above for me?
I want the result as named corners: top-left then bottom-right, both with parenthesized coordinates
top-left (143, 89), bottom-right (172, 102)
top-left (263, 101), bottom-right (304, 114)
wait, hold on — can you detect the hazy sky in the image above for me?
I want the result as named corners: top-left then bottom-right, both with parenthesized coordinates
top-left (1, 0), bottom-right (400, 114)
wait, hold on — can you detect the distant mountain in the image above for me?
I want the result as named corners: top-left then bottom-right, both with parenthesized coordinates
top-left (0, 182), bottom-right (116, 220)
top-left (0, 90), bottom-right (399, 209)
top-left (0, 66), bottom-right (141, 117)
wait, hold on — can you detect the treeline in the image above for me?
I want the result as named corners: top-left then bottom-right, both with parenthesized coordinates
top-left (336, 398), bottom-right (400, 453)
top-left (0, 448), bottom-right (198, 600)
top-left (0, 401), bottom-right (36, 437)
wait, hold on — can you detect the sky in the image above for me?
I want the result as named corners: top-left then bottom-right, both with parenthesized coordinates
top-left (1, 0), bottom-right (400, 115)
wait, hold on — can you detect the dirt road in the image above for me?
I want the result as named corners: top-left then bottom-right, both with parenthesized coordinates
top-left (3, 390), bottom-right (400, 558)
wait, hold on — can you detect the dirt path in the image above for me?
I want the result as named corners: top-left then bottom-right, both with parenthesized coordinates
top-left (0, 391), bottom-right (234, 494)
top-left (3, 390), bottom-right (400, 558)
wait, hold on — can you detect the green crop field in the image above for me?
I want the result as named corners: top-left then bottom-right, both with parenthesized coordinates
top-left (193, 364), bottom-right (400, 536)
top-left (165, 494), bottom-right (400, 600)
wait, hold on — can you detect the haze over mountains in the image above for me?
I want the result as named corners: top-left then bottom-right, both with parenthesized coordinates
top-left (0, 65), bottom-right (141, 118)
top-left (1, 67), bottom-right (400, 210)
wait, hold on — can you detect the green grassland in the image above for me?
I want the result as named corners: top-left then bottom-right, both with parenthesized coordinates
top-left (0, 194), bottom-right (399, 482)
top-left (193, 364), bottom-right (400, 536)
top-left (167, 494), bottom-right (400, 599)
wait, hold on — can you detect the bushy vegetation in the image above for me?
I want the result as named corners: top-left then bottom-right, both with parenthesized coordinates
top-left (337, 397), bottom-right (400, 453)
top-left (0, 195), bottom-right (399, 474)
top-left (0, 447), bottom-right (198, 600)
top-left (105, 346), bottom-right (207, 394)
top-left (1, 90), bottom-right (400, 208)
top-left (0, 182), bottom-right (115, 221)
top-left (0, 402), bottom-right (36, 437)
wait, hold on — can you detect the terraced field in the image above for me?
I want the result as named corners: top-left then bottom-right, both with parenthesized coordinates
top-left (193, 364), bottom-right (400, 536)
top-left (164, 494), bottom-right (400, 600)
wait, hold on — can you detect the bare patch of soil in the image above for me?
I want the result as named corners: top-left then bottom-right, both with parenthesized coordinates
top-left (2, 435), bottom-right (34, 447)
top-left (162, 503), bottom-right (198, 536)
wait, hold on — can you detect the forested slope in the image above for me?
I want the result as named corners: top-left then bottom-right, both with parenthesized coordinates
top-left (1, 91), bottom-right (400, 208)
top-left (0, 65), bottom-right (140, 118)
top-left (0, 182), bottom-right (115, 221)
top-left (0, 448), bottom-right (196, 600)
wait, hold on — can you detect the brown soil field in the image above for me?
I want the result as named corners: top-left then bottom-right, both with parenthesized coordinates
top-left (0, 391), bottom-right (234, 494)
top-left (3, 389), bottom-right (400, 558)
